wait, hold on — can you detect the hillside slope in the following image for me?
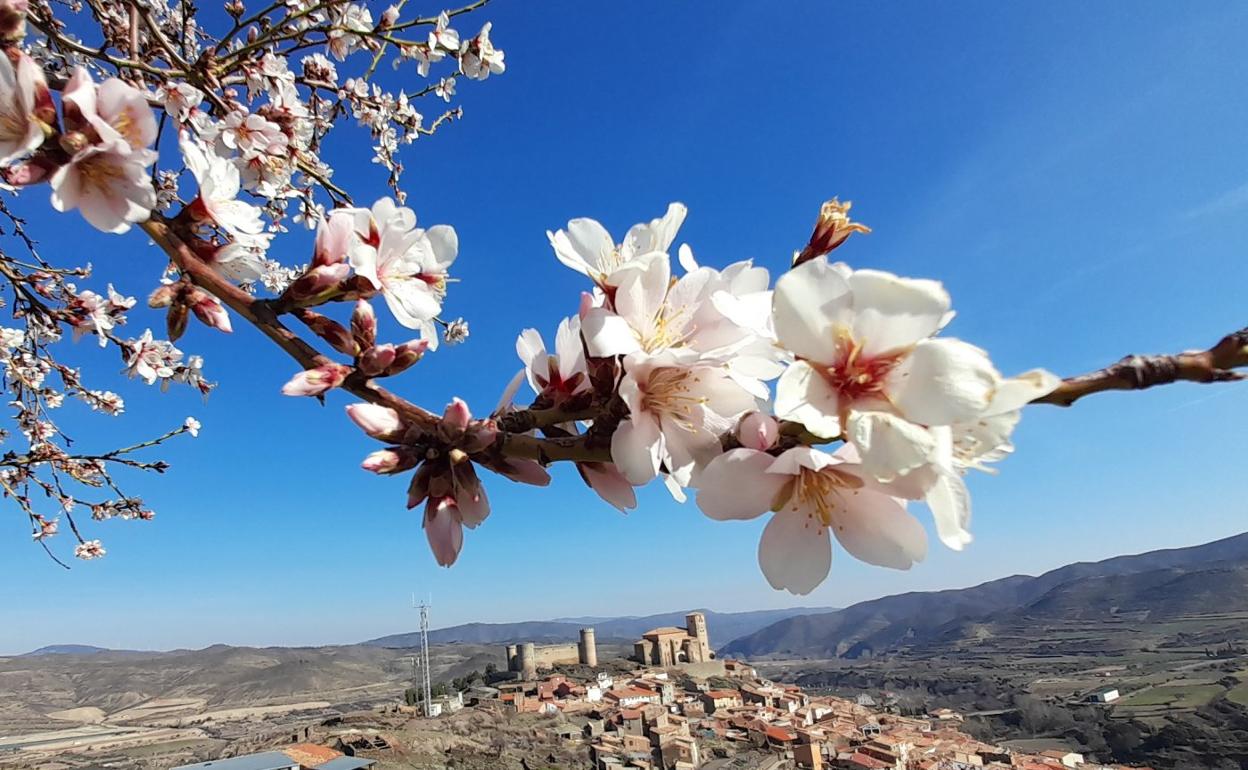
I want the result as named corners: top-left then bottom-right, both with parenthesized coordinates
top-left (721, 532), bottom-right (1248, 658)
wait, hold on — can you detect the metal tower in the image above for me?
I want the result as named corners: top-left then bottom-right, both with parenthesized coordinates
top-left (412, 594), bottom-right (433, 715)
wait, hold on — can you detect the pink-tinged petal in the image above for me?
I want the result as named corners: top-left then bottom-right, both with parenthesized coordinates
top-left (888, 338), bottom-right (999, 426)
top-left (424, 497), bottom-right (464, 566)
top-left (554, 315), bottom-right (587, 382)
top-left (772, 256), bottom-right (852, 363)
top-left (280, 363), bottom-right (351, 396)
top-left (767, 445), bottom-right (841, 476)
top-left (454, 475), bottom-right (490, 528)
top-left (577, 462), bottom-right (637, 513)
top-left (774, 361), bottom-right (842, 439)
top-left (926, 470), bottom-right (973, 551)
top-left (496, 458), bottom-right (552, 487)
top-left (758, 510), bottom-right (832, 596)
top-left (610, 415), bottom-right (662, 486)
top-left (494, 368), bottom-right (526, 416)
top-left (987, 369), bottom-right (1062, 414)
top-left (582, 307), bottom-right (640, 358)
top-left (832, 492), bottom-right (927, 570)
top-left (345, 403), bottom-right (403, 439)
top-left (737, 412), bottom-right (780, 451)
top-left (696, 449), bottom-right (786, 521)
top-left (846, 411), bottom-right (938, 484)
top-left (442, 397), bottom-right (472, 430)
top-left (351, 299), bottom-right (377, 348)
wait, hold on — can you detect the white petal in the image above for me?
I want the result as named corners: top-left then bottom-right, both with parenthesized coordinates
top-left (774, 361), bottom-right (842, 438)
top-left (758, 510), bottom-right (832, 595)
top-left (847, 269), bottom-right (950, 356)
top-left (832, 492), bottom-right (927, 570)
top-left (554, 316), bottom-right (587, 382)
top-left (696, 449), bottom-right (786, 521)
top-left (582, 308), bottom-right (640, 357)
top-left (847, 411), bottom-right (938, 483)
top-left (926, 470), bottom-right (973, 551)
top-left (516, 328), bottom-right (546, 391)
top-left (610, 416), bottom-right (662, 485)
top-left (384, 281), bottom-right (442, 329)
top-left (563, 218), bottom-right (614, 274)
top-left (772, 256), bottom-right (851, 362)
top-left (987, 369), bottom-right (1062, 414)
top-left (424, 224), bottom-right (458, 269)
top-left (580, 462), bottom-right (637, 512)
top-left (888, 338), bottom-right (999, 426)
top-left (677, 243), bottom-right (699, 273)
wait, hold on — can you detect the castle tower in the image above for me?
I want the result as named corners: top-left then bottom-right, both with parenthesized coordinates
top-left (519, 642), bottom-right (537, 680)
top-left (505, 644), bottom-right (518, 672)
top-left (578, 627), bottom-right (598, 667)
top-left (686, 612), bottom-right (711, 662)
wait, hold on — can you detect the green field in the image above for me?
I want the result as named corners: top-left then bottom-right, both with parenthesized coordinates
top-left (1228, 683), bottom-right (1248, 707)
top-left (1118, 683), bottom-right (1225, 709)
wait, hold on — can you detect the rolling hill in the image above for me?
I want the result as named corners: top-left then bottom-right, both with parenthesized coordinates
top-left (363, 606), bottom-right (838, 649)
top-left (721, 532), bottom-right (1248, 659)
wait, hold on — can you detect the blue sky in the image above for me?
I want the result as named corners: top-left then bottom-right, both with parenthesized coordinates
top-left (2, 1), bottom-right (1247, 655)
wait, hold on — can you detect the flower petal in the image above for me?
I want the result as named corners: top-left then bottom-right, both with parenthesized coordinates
top-left (888, 338), bottom-right (999, 426)
top-left (696, 448), bottom-right (785, 521)
top-left (926, 470), bottom-right (973, 551)
top-left (610, 416), bottom-right (662, 485)
top-left (832, 492), bottom-right (928, 570)
top-left (774, 361), bottom-right (842, 438)
top-left (758, 510), bottom-right (832, 595)
top-left (772, 256), bottom-right (852, 362)
top-left (847, 411), bottom-right (938, 484)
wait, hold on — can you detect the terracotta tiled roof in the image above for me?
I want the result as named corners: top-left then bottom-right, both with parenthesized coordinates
top-left (282, 743), bottom-right (343, 768)
top-left (764, 726), bottom-right (797, 742)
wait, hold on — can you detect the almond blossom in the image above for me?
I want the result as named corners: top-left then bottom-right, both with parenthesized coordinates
top-left (611, 351), bottom-right (757, 487)
top-left (180, 132), bottom-right (271, 249)
top-left (696, 444), bottom-right (927, 595)
top-left (548, 203), bottom-right (686, 293)
top-left (516, 315), bottom-right (590, 408)
top-left (346, 197), bottom-right (458, 346)
top-left (773, 257), bottom-right (1002, 482)
top-left (0, 51), bottom-right (45, 164)
top-left (459, 22), bottom-right (505, 80)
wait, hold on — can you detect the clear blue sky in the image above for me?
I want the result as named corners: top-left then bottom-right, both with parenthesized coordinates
top-left (2, 1), bottom-right (1246, 655)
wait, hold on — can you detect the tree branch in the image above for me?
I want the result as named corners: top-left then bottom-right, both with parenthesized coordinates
top-left (1033, 326), bottom-right (1248, 407)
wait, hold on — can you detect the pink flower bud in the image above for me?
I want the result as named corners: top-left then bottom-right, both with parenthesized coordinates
top-left (280, 363), bottom-right (351, 396)
top-left (358, 343), bottom-right (396, 376)
top-left (303, 311), bottom-right (356, 356)
top-left (361, 447), bottom-right (419, 475)
top-left (282, 263), bottom-right (351, 304)
top-left (351, 299), bottom-right (377, 349)
top-left (738, 412), bottom-right (780, 451)
top-left (382, 338), bottom-right (429, 376)
top-left (188, 288), bottom-right (232, 334)
top-left (345, 402), bottom-right (404, 440)
top-left (442, 397), bottom-right (472, 432)
top-left (313, 210), bottom-right (359, 267)
top-left (380, 4), bottom-right (399, 27)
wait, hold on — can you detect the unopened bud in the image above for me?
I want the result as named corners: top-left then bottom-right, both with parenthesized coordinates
top-left (247, 25), bottom-right (259, 42)
top-left (281, 263), bottom-right (350, 306)
top-left (187, 287), bottom-right (232, 334)
top-left (280, 362), bottom-right (352, 397)
top-left (383, 338), bottom-right (428, 376)
top-left (380, 4), bottom-right (399, 27)
top-left (304, 311), bottom-right (357, 356)
top-left (224, 0), bottom-right (245, 18)
top-left (351, 299), bottom-right (377, 350)
top-left (345, 402), bottom-right (404, 441)
top-left (738, 411), bottom-right (780, 451)
top-left (358, 343), bottom-right (396, 377)
top-left (361, 447), bottom-right (420, 475)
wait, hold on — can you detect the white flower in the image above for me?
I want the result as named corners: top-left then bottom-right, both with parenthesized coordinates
top-left (429, 11), bottom-right (460, 51)
top-left (697, 445), bottom-right (927, 595)
top-left (74, 539), bottom-right (106, 560)
top-left (0, 52), bottom-right (46, 165)
top-left (459, 22), bottom-right (505, 80)
top-left (611, 351), bottom-right (756, 488)
top-left (183, 416), bottom-right (201, 437)
top-left (327, 3), bottom-right (373, 61)
top-left (159, 82), bottom-right (205, 127)
top-left (211, 242), bottom-right (268, 283)
top-left (50, 139), bottom-right (156, 233)
top-left (548, 202), bottom-right (686, 292)
top-left (180, 132), bottom-right (271, 249)
top-left (773, 257), bottom-right (1000, 480)
top-left (346, 197), bottom-right (458, 346)
top-left (122, 330), bottom-right (181, 385)
top-left (516, 315), bottom-right (590, 404)
top-left (220, 110), bottom-right (288, 159)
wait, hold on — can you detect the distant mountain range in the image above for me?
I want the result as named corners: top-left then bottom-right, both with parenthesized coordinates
top-left (721, 532), bottom-right (1248, 659)
top-left (362, 607), bottom-right (839, 649)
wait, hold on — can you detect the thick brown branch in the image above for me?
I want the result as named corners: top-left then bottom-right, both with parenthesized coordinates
top-left (1033, 326), bottom-right (1248, 407)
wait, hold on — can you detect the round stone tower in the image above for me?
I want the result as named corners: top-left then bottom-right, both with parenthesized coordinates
top-left (519, 642), bottom-right (537, 680)
top-left (504, 644), bottom-right (518, 672)
top-left (578, 627), bottom-right (598, 667)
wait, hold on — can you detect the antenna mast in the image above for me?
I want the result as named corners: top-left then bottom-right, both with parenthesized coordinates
top-left (412, 594), bottom-right (433, 715)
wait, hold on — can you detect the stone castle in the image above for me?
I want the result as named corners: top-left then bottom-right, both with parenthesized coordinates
top-left (505, 627), bottom-right (597, 679)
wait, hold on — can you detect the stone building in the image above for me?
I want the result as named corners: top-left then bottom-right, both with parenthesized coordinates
top-left (504, 627), bottom-right (598, 679)
top-left (631, 612), bottom-right (713, 666)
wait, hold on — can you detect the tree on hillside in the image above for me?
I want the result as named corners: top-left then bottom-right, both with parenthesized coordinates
top-left (0, 0), bottom-right (1244, 592)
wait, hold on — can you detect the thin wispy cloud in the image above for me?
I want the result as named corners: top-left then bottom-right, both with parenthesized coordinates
top-left (1183, 181), bottom-right (1248, 220)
